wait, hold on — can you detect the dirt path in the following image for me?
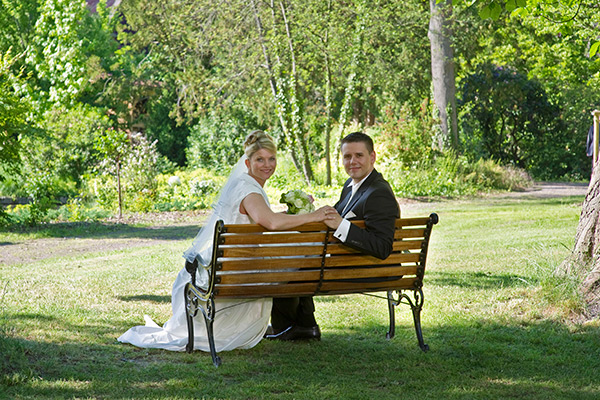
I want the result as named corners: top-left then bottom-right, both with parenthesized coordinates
top-left (0, 182), bottom-right (589, 266)
top-left (490, 181), bottom-right (589, 198)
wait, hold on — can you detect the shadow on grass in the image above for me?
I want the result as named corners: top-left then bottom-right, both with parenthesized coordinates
top-left (118, 294), bottom-right (171, 304)
top-left (3, 317), bottom-right (600, 399)
top-left (426, 271), bottom-right (536, 289)
top-left (0, 222), bottom-right (202, 241)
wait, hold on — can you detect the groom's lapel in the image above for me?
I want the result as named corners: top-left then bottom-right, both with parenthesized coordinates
top-left (342, 188), bottom-right (365, 218)
top-left (336, 186), bottom-right (352, 214)
top-left (341, 170), bottom-right (379, 218)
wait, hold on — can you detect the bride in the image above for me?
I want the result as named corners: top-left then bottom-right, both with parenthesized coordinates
top-left (118, 130), bottom-right (334, 352)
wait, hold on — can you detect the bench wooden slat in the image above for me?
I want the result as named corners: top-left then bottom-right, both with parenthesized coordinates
top-left (222, 217), bottom-right (431, 235)
top-left (221, 245), bottom-right (324, 258)
top-left (223, 222), bottom-right (327, 234)
top-left (326, 240), bottom-right (424, 254)
top-left (324, 265), bottom-right (417, 280)
top-left (397, 217), bottom-right (431, 227)
top-left (222, 232), bottom-right (327, 245)
top-left (215, 282), bottom-right (319, 297)
top-left (213, 276), bottom-right (420, 298)
top-left (392, 240), bottom-right (425, 251)
top-left (218, 257), bottom-right (323, 271)
top-left (324, 252), bottom-right (421, 267)
top-left (218, 269), bottom-right (322, 284)
top-left (395, 228), bottom-right (426, 239)
top-left (218, 253), bottom-right (420, 271)
top-left (220, 241), bottom-right (426, 258)
top-left (318, 277), bottom-right (419, 293)
top-left (216, 265), bottom-right (419, 285)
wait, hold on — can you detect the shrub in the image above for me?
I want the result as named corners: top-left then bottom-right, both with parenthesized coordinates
top-left (153, 169), bottom-right (224, 212)
top-left (186, 105), bottom-right (263, 171)
top-left (458, 64), bottom-right (563, 177)
top-left (91, 130), bottom-right (161, 214)
top-left (380, 154), bottom-right (532, 198)
top-left (46, 198), bottom-right (111, 222)
top-left (372, 101), bottom-right (436, 166)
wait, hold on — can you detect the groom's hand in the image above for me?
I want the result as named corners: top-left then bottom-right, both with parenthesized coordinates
top-left (323, 208), bottom-right (342, 230)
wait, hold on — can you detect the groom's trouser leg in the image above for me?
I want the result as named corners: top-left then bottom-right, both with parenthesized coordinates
top-left (271, 296), bottom-right (317, 331)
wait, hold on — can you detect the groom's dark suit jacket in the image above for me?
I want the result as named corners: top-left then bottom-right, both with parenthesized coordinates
top-left (334, 169), bottom-right (399, 260)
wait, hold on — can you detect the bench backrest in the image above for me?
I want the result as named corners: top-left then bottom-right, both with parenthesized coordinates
top-left (209, 214), bottom-right (438, 298)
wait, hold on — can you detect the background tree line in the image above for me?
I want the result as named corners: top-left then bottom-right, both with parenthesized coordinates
top-left (0, 0), bottom-right (599, 223)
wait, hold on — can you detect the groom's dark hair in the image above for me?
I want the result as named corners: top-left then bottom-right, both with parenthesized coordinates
top-left (341, 132), bottom-right (374, 153)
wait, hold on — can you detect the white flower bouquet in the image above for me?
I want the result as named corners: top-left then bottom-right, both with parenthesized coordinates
top-left (279, 189), bottom-right (315, 215)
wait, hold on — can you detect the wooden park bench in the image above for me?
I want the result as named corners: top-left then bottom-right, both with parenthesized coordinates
top-left (184, 213), bottom-right (439, 367)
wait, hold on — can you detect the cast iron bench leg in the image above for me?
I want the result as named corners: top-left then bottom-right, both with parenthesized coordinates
top-left (410, 288), bottom-right (429, 352)
top-left (184, 283), bottom-right (196, 353)
top-left (203, 297), bottom-right (221, 367)
top-left (184, 283), bottom-right (222, 366)
top-left (386, 290), bottom-right (396, 339)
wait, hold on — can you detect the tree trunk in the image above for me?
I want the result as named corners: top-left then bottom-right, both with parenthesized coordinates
top-left (279, 0), bottom-right (313, 183)
top-left (116, 158), bottom-right (123, 220)
top-left (323, 25), bottom-right (333, 186)
top-left (250, 0), bottom-right (303, 176)
top-left (557, 161), bottom-right (600, 316)
top-left (336, 9), bottom-right (364, 167)
top-left (428, 0), bottom-right (458, 151)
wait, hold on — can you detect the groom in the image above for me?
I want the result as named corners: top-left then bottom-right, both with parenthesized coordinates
top-left (267, 131), bottom-right (400, 340)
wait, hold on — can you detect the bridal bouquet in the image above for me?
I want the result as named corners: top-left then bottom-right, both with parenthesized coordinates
top-left (280, 189), bottom-right (315, 215)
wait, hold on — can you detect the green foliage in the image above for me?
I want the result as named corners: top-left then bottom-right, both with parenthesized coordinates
top-left (458, 64), bottom-right (562, 172)
top-left (23, 170), bottom-right (60, 224)
top-left (0, 0), bottom-right (597, 213)
top-left (381, 154), bottom-right (532, 197)
top-left (23, 0), bottom-right (92, 108)
top-left (45, 198), bottom-right (111, 222)
top-left (460, 4), bottom-right (599, 179)
top-left (153, 169), bottom-right (223, 212)
top-left (42, 105), bottom-right (110, 187)
top-left (92, 131), bottom-right (161, 213)
top-left (0, 51), bottom-right (30, 172)
top-left (372, 102), bottom-right (437, 166)
top-left (186, 106), bottom-right (261, 171)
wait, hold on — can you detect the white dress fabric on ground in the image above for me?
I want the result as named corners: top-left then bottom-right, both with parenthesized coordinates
top-left (118, 168), bottom-right (273, 352)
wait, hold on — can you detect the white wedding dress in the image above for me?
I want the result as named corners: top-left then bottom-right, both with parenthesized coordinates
top-left (118, 160), bottom-right (272, 352)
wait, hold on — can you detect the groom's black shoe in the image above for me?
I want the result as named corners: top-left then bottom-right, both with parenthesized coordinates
top-left (265, 325), bottom-right (321, 341)
top-left (264, 325), bottom-right (276, 337)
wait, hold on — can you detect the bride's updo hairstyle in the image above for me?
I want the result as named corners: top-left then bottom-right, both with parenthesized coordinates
top-left (244, 130), bottom-right (277, 159)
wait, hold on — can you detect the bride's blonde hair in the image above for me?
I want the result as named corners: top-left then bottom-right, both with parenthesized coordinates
top-left (244, 130), bottom-right (277, 158)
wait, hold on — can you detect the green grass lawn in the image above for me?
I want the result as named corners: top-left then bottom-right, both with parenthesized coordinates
top-left (2, 195), bottom-right (600, 399)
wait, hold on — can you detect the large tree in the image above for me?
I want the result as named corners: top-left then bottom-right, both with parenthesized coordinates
top-left (558, 157), bottom-right (600, 316)
top-left (429, 0), bottom-right (458, 150)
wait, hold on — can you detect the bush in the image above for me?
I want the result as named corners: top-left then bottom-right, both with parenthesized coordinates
top-left (372, 101), bottom-right (436, 166)
top-left (152, 168), bottom-right (224, 212)
top-left (91, 131), bottom-right (161, 214)
top-left (458, 63), bottom-right (564, 178)
top-left (380, 154), bottom-right (532, 198)
top-left (186, 105), bottom-right (263, 171)
top-left (46, 198), bottom-right (111, 222)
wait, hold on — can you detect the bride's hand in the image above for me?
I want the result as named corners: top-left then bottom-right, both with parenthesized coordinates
top-left (312, 206), bottom-right (337, 223)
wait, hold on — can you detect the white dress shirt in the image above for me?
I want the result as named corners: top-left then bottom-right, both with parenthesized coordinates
top-left (333, 171), bottom-right (373, 242)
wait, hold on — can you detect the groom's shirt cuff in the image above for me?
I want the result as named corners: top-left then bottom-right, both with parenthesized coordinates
top-left (333, 218), bottom-right (351, 242)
